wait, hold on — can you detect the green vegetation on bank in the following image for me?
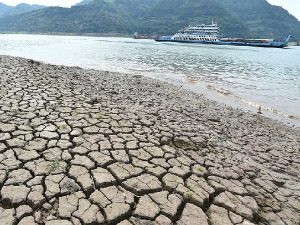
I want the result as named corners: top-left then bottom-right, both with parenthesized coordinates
top-left (0, 0), bottom-right (299, 39)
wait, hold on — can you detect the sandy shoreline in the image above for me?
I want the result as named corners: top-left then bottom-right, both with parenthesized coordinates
top-left (0, 55), bottom-right (299, 224)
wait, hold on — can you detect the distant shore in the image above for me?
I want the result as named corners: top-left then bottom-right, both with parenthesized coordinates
top-left (0, 55), bottom-right (299, 224)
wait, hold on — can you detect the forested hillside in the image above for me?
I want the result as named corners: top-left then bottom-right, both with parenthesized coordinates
top-left (0, 3), bottom-right (11, 16)
top-left (137, 0), bottom-right (252, 37)
top-left (216, 0), bottom-right (300, 39)
top-left (0, 0), bottom-right (299, 39)
top-left (0, 0), bottom-right (158, 34)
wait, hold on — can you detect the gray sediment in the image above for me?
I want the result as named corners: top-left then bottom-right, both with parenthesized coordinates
top-left (0, 55), bottom-right (299, 225)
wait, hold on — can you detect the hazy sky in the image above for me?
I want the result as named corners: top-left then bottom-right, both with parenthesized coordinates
top-left (0, 0), bottom-right (299, 20)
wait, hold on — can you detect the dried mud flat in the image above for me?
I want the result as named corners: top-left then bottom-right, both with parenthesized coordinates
top-left (0, 55), bottom-right (299, 225)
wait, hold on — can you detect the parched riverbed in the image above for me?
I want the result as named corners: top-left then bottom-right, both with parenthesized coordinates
top-left (0, 55), bottom-right (299, 225)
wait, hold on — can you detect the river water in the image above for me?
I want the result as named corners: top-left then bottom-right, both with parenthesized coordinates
top-left (0, 34), bottom-right (299, 126)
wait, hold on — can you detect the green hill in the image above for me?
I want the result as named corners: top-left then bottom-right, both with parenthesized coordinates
top-left (216, 0), bottom-right (300, 39)
top-left (137, 0), bottom-right (252, 37)
top-left (0, 3), bottom-right (12, 16)
top-left (0, 0), bottom-right (158, 34)
top-left (0, 0), bottom-right (299, 39)
top-left (0, 1), bottom-right (131, 34)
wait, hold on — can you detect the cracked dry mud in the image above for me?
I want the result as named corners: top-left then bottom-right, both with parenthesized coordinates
top-left (0, 55), bottom-right (299, 225)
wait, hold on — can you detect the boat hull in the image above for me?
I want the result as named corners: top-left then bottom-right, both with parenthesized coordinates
top-left (155, 36), bottom-right (290, 48)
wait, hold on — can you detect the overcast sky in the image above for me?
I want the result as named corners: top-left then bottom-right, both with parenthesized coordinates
top-left (0, 0), bottom-right (299, 20)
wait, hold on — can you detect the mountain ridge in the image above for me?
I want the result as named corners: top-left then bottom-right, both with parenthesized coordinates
top-left (0, 2), bottom-right (46, 18)
top-left (0, 3), bottom-right (11, 15)
top-left (0, 0), bottom-right (299, 40)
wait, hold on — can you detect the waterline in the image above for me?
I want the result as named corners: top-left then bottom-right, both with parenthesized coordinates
top-left (0, 34), bottom-right (299, 126)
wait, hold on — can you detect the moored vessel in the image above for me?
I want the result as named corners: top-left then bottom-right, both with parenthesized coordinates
top-left (133, 32), bottom-right (156, 39)
top-left (155, 22), bottom-right (292, 48)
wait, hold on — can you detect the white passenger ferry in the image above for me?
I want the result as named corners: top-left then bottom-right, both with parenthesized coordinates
top-left (155, 22), bottom-right (291, 48)
top-left (172, 22), bottom-right (219, 42)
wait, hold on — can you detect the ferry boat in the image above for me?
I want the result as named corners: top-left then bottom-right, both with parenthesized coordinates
top-left (155, 22), bottom-right (292, 48)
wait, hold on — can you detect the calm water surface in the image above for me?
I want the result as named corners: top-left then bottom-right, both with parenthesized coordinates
top-left (0, 34), bottom-right (299, 125)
